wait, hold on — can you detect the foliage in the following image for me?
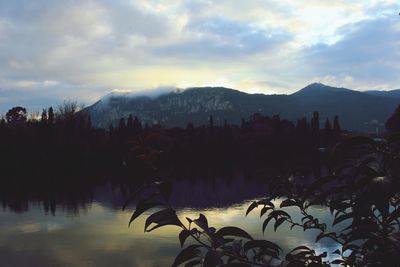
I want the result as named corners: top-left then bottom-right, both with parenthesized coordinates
top-left (6, 106), bottom-right (27, 123)
top-left (386, 104), bottom-right (400, 132)
top-left (126, 136), bottom-right (400, 266)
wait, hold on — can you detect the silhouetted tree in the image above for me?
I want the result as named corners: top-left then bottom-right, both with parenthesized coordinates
top-left (385, 104), bottom-right (400, 132)
top-left (127, 114), bottom-right (134, 130)
top-left (119, 118), bottom-right (126, 140)
top-left (133, 116), bottom-right (142, 135)
top-left (311, 111), bottom-right (319, 133)
top-left (86, 116), bottom-right (92, 130)
top-left (56, 100), bottom-right (81, 120)
top-left (324, 118), bottom-right (332, 131)
top-left (41, 109), bottom-right (48, 123)
top-left (208, 115), bottom-right (214, 128)
top-left (186, 122), bottom-right (194, 130)
top-left (48, 107), bottom-right (55, 125)
top-left (296, 117), bottom-right (310, 133)
top-left (6, 106), bottom-right (27, 123)
top-left (333, 115), bottom-right (341, 133)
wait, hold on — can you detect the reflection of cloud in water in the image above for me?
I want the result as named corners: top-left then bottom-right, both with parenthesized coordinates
top-left (0, 198), bottom-right (343, 266)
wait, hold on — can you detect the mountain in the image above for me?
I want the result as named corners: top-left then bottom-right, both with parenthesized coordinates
top-left (85, 83), bottom-right (400, 132)
top-left (364, 89), bottom-right (400, 99)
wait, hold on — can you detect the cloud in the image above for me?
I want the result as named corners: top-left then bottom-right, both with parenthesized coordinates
top-left (303, 15), bottom-right (400, 89)
top-left (154, 17), bottom-right (292, 60)
top-left (0, 0), bottom-right (399, 112)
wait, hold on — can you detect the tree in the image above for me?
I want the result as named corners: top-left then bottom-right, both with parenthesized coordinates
top-left (311, 111), bottom-right (319, 133)
top-left (6, 106), bottom-right (27, 123)
top-left (333, 115), bottom-right (341, 133)
top-left (127, 114), bottom-right (134, 129)
top-left (48, 107), bottom-right (55, 125)
top-left (208, 115), bottom-right (214, 128)
top-left (385, 104), bottom-right (400, 132)
top-left (56, 100), bottom-right (82, 120)
top-left (324, 118), bottom-right (332, 132)
top-left (41, 109), bottom-right (48, 123)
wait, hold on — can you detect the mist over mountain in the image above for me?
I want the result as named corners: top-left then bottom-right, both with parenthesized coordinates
top-left (85, 83), bottom-right (400, 132)
top-left (364, 89), bottom-right (400, 99)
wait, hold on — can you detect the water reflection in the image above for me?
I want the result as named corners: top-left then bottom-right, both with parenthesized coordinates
top-left (0, 203), bottom-right (339, 266)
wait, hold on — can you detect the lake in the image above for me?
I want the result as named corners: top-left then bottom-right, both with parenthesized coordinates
top-left (0, 176), bottom-right (339, 267)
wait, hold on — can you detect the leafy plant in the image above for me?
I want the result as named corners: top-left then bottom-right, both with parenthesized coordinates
top-left (126, 136), bottom-right (400, 266)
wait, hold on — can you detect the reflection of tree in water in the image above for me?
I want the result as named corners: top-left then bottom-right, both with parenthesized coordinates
top-left (0, 106), bottom-right (342, 214)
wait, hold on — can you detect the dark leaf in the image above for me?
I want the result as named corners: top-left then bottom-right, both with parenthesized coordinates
top-left (333, 213), bottom-right (353, 226)
top-left (269, 210), bottom-right (290, 219)
top-left (222, 263), bottom-right (251, 267)
top-left (288, 246), bottom-right (312, 254)
top-left (243, 240), bottom-right (281, 253)
top-left (144, 208), bottom-right (181, 232)
top-left (274, 217), bottom-right (286, 232)
top-left (203, 250), bottom-right (223, 267)
top-left (246, 201), bottom-right (258, 216)
top-left (193, 214), bottom-right (209, 231)
top-left (280, 199), bottom-right (297, 208)
top-left (262, 216), bottom-right (274, 233)
top-left (128, 200), bottom-right (163, 226)
top-left (316, 232), bottom-right (338, 242)
top-left (286, 260), bottom-right (306, 267)
top-left (172, 245), bottom-right (202, 267)
top-left (216, 227), bottom-right (253, 240)
top-left (260, 206), bottom-right (273, 217)
top-left (179, 229), bottom-right (192, 248)
top-left (122, 184), bottom-right (148, 210)
top-left (184, 260), bottom-right (201, 267)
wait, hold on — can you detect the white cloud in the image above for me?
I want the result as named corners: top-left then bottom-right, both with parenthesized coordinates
top-left (0, 0), bottom-right (399, 111)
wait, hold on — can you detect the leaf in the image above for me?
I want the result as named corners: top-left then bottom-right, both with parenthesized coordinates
top-left (331, 259), bottom-right (345, 264)
top-left (203, 250), bottom-right (223, 267)
top-left (269, 210), bottom-right (290, 219)
top-left (144, 208), bottom-right (181, 232)
top-left (179, 229), bottom-right (192, 248)
top-left (122, 184), bottom-right (148, 210)
top-left (172, 245), bottom-right (202, 267)
top-left (128, 200), bottom-right (163, 226)
top-left (280, 199), bottom-right (297, 208)
top-left (288, 246), bottom-right (311, 254)
top-left (260, 206), bottom-right (273, 217)
top-left (274, 217), bottom-right (286, 232)
top-left (316, 232), bottom-right (338, 242)
top-left (222, 263), bottom-right (251, 267)
top-left (184, 260), bottom-right (201, 267)
top-left (333, 213), bottom-right (353, 226)
top-left (387, 133), bottom-right (400, 144)
top-left (193, 214), bottom-right (208, 231)
top-left (284, 260), bottom-right (305, 267)
top-left (333, 136), bottom-right (376, 157)
top-left (302, 175), bottom-right (339, 201)
top-left (257, 199), bottom-right (275, 208)
top-left (216, 226), bottom-right (253, 240)
top-left (246, 201), bottom-right (258, 216)
top-left (243, 240), bottom-right (281, 254)
top-left (262, 216), bottom-right (274, 233)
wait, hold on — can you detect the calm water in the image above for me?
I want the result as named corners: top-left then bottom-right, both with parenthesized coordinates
top-left (0, 177), bottom-right (340, 267)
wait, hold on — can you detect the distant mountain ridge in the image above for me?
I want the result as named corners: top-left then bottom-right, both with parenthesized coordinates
top-left (85, 83), bottom-right (400, 132)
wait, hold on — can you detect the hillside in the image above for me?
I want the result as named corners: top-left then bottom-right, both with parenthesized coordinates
top-left (85, 83), bottom-right (400, 132)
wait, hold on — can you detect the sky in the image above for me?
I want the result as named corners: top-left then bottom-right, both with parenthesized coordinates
top-left (0, 0), bottom-right (399, 112)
